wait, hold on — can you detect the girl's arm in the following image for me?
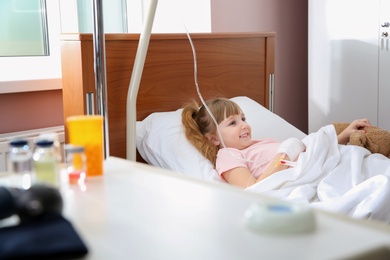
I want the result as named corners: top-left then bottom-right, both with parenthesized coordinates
top-left (256, 153), bottom-right (290, 182)
top-left (337, 118), bottom-right (371, 144)
top-left (221, 153), bottom-right (290, 188)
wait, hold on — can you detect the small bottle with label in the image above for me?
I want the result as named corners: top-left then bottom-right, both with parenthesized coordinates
top-left (8, 139), bottom-right (34, 189)
top-left (64, 144), bottom-right (86, 185)
top-left (33, 139), bottom-right (59, 186)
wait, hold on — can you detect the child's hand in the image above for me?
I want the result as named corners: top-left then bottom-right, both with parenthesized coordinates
top-left (277, 138), bottom-right (306, 161)
top-left (337, 118), bottom-right (371, 144)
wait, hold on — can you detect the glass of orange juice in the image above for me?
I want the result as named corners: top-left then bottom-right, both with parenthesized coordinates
top-left (66, 115), bottom-right (104, 177)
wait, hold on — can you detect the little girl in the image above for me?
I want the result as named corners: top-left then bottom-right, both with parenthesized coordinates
top-left (182, 98), bottom-right (371, 188)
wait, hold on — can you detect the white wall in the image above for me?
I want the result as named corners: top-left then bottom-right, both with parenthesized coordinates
top-left (308, 0), bottom-right (381, 132)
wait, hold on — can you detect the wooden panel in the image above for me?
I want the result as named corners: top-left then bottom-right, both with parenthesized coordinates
top-left (61, 33), bottom-right (276, 160)
top-left (61, 41), bottom-right (84, 118)
top-left (61, 41), bottom-right (85, 141)
top-left (137, 36), bottom-right (267, 120)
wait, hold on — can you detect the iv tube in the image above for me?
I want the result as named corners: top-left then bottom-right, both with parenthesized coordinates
top-left (184, 27), bottom-right (228, 150)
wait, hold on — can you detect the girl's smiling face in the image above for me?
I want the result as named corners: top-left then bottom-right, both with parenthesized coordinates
top-left (216, 113), bottom-right (252, 150)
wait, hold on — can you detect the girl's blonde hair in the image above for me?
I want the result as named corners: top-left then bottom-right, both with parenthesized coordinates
top-left (182, 98), bottom-right (242, 166)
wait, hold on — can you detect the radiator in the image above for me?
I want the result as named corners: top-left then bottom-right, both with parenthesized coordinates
top-left (0, 126), bottom-right (65, 172)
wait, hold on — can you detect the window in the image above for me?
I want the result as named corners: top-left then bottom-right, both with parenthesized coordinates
top-left (0, 0), bottom-right (49, 57)
top-left (0, 0), bottom-right (61, 93)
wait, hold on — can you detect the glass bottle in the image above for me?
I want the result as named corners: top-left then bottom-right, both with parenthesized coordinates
top-left (33, 139), bottom-right (59, 186)
top-left (8, 139), bottom-right (33, 189)
top-left (38, 132), bottom-right (62, 162)
top-left (64, 144), bottom-right (86, 185)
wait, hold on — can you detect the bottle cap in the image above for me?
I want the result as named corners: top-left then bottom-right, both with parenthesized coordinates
top-left (35, 139), bottom-right (54, 147)
top-left (9, 139), bottom-right (28, 147)
top-left (64, 144), bottom-right (85, 153)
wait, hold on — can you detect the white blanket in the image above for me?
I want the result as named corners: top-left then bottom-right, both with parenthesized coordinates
top-left (246, 125), bottom-right (390, 223)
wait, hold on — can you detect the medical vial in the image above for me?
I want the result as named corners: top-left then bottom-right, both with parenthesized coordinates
top-left (8, 139), bottom-right (33, 189)
top-left (64, 144), bottom-right (86, 185)
top-left (38, 132), bottom-right (62, 162)
top-left (33, 139), bottom-right (59, 186)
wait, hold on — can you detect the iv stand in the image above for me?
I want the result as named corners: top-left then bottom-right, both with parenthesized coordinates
top-left (92, 0), bottom-right (109, 159)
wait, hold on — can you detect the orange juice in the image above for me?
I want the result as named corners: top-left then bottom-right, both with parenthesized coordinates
top-left (66, 115), bottom-right (104, 176)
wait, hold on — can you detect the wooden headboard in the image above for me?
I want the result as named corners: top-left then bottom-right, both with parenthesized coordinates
top-left (61, 32), bottom-right (275, 160)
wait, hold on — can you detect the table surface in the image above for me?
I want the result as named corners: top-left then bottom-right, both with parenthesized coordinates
top-left (2, 156), bottom-right (390, 259)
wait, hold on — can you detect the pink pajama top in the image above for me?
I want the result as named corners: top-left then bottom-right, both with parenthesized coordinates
top-left (215, 139), bottom-right (280, 178)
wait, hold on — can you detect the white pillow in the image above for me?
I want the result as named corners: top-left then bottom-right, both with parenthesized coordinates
top-left (136, 96), bottom-right (306, 181)
top-left (231, 96), bottom-right (306, 141)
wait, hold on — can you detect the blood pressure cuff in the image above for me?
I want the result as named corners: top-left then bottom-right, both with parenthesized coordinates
top-left (0, 213), bottom-right (88, 259)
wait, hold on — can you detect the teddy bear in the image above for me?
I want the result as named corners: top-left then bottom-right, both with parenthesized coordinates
top-left (333, 122), bottom-right (390, 158)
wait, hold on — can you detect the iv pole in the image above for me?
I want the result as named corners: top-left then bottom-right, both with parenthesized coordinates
top-left (92, 0), bottom-right (109, 158)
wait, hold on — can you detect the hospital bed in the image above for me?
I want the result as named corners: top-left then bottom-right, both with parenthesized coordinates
top-left (61, 32), bottom-right (390, 226)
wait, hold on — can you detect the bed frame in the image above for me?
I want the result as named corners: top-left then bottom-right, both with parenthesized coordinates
top-left (61, 32), bottom-right (276, 160)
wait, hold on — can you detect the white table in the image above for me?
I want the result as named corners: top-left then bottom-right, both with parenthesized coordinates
top-left (3, 156), bottom-right (390, 259)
